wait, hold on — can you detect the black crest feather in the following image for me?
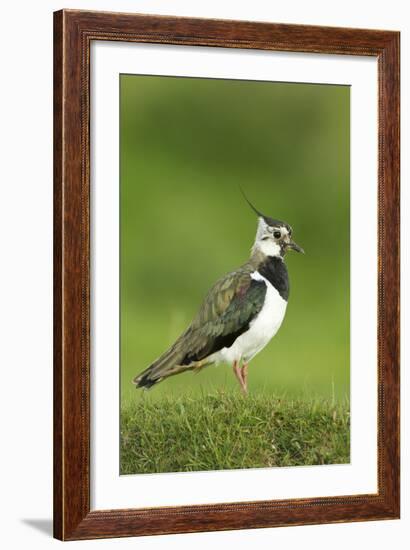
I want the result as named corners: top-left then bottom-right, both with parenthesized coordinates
top-left (239, 186), bottom-right (290, 231)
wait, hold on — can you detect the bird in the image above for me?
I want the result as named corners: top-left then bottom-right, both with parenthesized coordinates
top-left (133, 194), bottom-right (304, 394)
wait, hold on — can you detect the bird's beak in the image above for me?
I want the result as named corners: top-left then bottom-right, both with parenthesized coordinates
top-left (286, 240), bottom-right (305, 254)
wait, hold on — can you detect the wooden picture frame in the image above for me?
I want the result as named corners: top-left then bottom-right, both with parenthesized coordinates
top-left (53, 9), bottom-right (400, 540)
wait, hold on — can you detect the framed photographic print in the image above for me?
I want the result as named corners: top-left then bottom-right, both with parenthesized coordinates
top-left (53, 9), bottom-right (400, 540)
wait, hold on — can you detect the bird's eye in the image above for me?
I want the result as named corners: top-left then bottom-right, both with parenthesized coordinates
top-left (273, 231), bottom-right (281, 239)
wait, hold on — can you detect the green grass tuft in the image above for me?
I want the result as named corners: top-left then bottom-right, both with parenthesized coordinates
top-left (120, 391), bottom-right (350, 474)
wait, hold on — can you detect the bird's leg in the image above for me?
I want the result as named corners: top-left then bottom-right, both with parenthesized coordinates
top-left (241, 363), bottom-right (249, 394)
top-left (232, 360), bottom-right (247, 395)
top-left (233, 360), bottom-right (245, 392)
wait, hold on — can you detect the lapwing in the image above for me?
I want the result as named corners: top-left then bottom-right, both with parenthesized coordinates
top-left (133, 195), bottom-right (304, 394)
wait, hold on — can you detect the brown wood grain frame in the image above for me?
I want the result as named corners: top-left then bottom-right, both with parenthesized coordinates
top-left (53, 9), bottom-right (400, 541)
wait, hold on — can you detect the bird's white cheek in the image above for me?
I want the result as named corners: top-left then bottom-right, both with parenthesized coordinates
top-left (257, 239), bottom-right (281, 257)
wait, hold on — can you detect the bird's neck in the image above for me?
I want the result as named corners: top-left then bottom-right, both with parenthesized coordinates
top-left (249, 247), bottom-right (284, 270)
top-left (249, 251), bottom-right (289, 301)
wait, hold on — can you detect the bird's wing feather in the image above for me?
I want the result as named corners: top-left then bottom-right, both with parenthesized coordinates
top-left (179, 266), bottom-right (267, 365)
top-left (133, 265), bottom-right (267, 387)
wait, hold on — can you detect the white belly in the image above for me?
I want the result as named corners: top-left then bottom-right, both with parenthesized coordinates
top-left (208, 271), bottom-right (287, 365)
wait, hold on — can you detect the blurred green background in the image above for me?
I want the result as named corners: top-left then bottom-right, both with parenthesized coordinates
top-left (120, 75), bottom-right (350, 405)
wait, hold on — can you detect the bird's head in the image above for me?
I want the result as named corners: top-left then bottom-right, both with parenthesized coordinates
top-left (253, 216), bottom-right (304, 258)
top-left (241, 189), bottom-right (304, 258)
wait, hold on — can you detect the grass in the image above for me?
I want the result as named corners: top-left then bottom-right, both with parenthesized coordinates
top-left (120, 391), bottom-right (350, 474)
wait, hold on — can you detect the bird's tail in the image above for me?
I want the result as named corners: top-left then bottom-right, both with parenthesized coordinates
top-left (132, 346), bottom-right (188, 389)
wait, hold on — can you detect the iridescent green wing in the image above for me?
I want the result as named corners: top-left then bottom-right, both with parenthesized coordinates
top-left (180, 266), bottom-right (267, 365)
